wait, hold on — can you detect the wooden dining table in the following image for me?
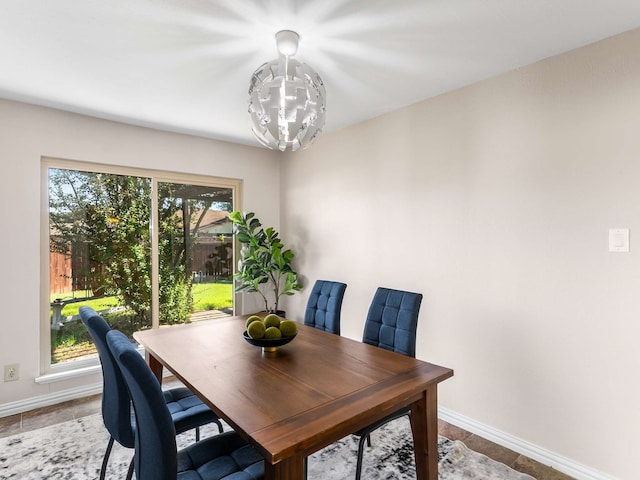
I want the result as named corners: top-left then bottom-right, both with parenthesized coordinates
top-left (133, 314), bottom-right (453, 480)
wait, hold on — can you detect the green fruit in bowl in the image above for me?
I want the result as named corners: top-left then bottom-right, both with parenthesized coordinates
top-left (279, 320), bottom-right (297, 337)
top-left (264, 314), bottom-right (281, 329)
top-left (247, 320), bottom-right (266, 339)
top-left (264, 326), bottom-right (282, 339)
top-left (245, 315), bottom-right (262, 328)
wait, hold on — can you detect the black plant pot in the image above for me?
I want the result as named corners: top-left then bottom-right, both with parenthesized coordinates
top-left (265, 310), bottom-right (286, 318)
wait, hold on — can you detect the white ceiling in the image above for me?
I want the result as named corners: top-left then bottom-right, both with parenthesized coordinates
top-left (2, 0), bottom-right (640, 148)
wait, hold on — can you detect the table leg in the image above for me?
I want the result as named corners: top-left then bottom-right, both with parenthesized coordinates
top-left (264, 454), bottom-right (304, 480)
top-left (410, 387), bottom-right (438, 480)
top-left (145, 351), bottom-right (164, 383)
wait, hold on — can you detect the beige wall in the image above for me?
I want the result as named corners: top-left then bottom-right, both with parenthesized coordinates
top-left (280, 29), bottom-right (640, 480)
top-left (0, 99), bottom-right (278, 405)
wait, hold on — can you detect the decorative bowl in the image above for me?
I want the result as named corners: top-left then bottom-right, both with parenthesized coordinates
top-left (242, 330), bottom-right (297, 352)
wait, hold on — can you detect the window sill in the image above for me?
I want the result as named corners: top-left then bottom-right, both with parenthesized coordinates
top-left (35, 363), bottom-right (102, 384)
top-left (35, 347), bottom-right (154, 385)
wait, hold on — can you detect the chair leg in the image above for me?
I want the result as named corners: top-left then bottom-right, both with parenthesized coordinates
top-left (366, 434), bottom-right (371, 447)
top-left (355, 434), bottom-right (368, 480)
top-left (99, 437), bottom-right (114, 480)
top-left (193, 419), bottom-right (224, 445)
top-left (126, 457), bottom-right (135, 480)
top-left (304, 456), bottom-right (308, 480)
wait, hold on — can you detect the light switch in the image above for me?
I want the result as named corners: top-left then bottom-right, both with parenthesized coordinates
top-left (608, 228), bottom-right (629, 252)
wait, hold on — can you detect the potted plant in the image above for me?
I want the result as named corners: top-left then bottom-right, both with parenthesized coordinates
top-left (229, 211), bottom-right (302, 314)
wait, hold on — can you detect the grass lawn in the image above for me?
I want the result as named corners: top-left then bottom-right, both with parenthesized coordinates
top-left (51, 293), bottom-right (120, 317)
top-left (191, 282), bottom-right (233, 311)
top-left (51, 283), bottom-right (232, 317)
top-left (51, 281), bottom-right (233, 363)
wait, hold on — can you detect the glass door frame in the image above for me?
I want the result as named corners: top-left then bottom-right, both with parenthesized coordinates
top-left (151, 173), bottom-right (242, 329)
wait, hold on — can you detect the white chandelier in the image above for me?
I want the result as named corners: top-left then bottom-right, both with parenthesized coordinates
top-left (248, 30), bottom-right (326, 152)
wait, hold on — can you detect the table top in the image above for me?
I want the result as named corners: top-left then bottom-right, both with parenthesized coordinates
top-left (133, 315), bottom-right (453, 464)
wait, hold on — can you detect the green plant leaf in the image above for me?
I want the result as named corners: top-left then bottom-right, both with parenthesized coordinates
top-left (249, 218), bottom-right (262, 230)
top-left (228, 211), bottom-right (302, 310)
top-left (236, 232), bottom-right (251, 244)
top-left (229, 210), bottom-right (243, 223)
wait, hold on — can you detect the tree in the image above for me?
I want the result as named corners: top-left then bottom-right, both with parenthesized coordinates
top-left (48, 169), bottom-right (193, 326)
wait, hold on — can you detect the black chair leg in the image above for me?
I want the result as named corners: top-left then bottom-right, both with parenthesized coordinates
top-left (194, 419), bottom-right (223, 443)
top-left (99, 437), bottom-right (114, 480)
top-left (126, 457), bottom-right (135, 480)
top-left (355, 434), bottom-right (368, 480)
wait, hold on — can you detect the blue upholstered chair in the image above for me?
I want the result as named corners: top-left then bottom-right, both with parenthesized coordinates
top-left (303, 280), bottom-right (348, 478)
top-left (79, 306), bottom-right (223, 480)
top-left (355, 287), bottom-right (423, 480)
top-left (106, 329), bottom-right (265, 480)
top-left (303, 280), bottom-right (347, 335)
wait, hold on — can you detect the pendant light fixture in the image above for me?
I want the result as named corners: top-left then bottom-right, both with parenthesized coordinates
top-left (248, 30), bottom-right (326, 152)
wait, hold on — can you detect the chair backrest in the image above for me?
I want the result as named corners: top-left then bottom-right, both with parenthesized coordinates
top-left (106, 329), bottom-right (178, 480)
top-left (303, 280), bottom-right (347, 335)
top-left (362, 287), bottom-right (423, 357)
top-left (79, 306), bottom-right (135, 448)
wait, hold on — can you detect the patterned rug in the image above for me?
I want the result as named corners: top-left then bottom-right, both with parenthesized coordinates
top-left (0, 413), bottom-right (535, 479)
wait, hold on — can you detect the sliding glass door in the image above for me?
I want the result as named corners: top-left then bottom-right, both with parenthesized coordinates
top-left (44, 159), bottom-right (239, 371)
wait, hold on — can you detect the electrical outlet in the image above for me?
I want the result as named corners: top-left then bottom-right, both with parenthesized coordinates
top-left (4, 363), bottom-right (19, 382)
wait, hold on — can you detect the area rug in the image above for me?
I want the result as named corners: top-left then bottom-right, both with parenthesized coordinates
top-left (0, 413), bottom-right (535, 480)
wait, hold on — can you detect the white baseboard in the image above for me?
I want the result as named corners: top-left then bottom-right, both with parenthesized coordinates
top-left (438, 406), bottom-right (617, 480)
top-left (0, 388), bottom-right (618, 480)
top-left (0, 382), bottom-right (103, 418)
top-left (1, 364), bottom-right (175, 418)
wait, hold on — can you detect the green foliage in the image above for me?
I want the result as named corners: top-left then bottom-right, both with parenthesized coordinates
top-left (50, 282), bottom-right (232, 363)
top-left (229, 211), bottom-right (302, 312)
top-left (50, 171), bottom-right (154, 325)
top-left (159, 269), bottom-right (191, 325)
top-left (48, 169), bottom-right (201, 326)
top-left (96, 185), bottom-right (150, 322)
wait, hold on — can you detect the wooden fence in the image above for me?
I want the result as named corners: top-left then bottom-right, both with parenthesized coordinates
top-left (50, 251), bottom-right (72, 295)
top-left (49, 239), bottom-right (233, 296)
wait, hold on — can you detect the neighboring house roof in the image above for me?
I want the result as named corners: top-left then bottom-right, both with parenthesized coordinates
top-left (184, 210), bottom-right (233, 237)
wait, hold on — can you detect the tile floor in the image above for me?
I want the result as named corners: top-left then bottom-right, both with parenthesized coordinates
top-left (0, 380), bottom-right (574, 480)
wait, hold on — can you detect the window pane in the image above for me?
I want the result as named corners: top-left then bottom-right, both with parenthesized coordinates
top-left (49, 168), bottom-right (152, 364)
top-left (157, 182), bottom-right (233, 326)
